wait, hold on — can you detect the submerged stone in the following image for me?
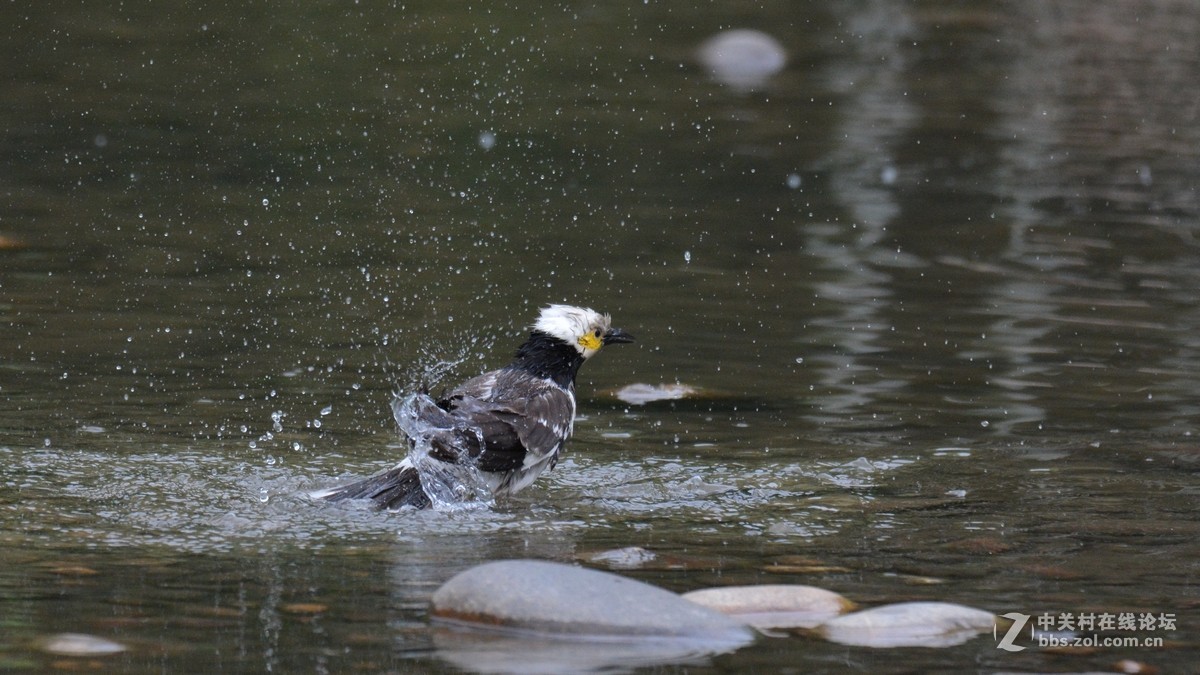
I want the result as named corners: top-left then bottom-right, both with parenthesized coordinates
top-left (582, 545), bottom-right (659, 570)
top-left (613, 383), bottom-right (699, 405)
top-left (697, 29), bottom-right (787, 90)
top-left (682, 584), bottom-right (855, 629)
top-left (38, 633), bottom-right (127, 656)
top-left (430, 559), bottom-right (754, 648)
top-left (817, 601), bottom-right (996, 648)
top-left (432, 629), bottom-right (726, 675)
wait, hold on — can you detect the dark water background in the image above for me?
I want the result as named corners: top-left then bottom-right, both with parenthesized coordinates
top-left (2, 1), bottom-right (1199, 672)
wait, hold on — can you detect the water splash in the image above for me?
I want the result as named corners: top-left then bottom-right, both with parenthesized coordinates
top-left (392, 393), bottom-right (494, 510)
top-left (392, 334), bottom-right (488, 395)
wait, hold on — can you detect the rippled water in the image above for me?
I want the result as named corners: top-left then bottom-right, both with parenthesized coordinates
top-left (3, 0), bottom-right (1200, 672)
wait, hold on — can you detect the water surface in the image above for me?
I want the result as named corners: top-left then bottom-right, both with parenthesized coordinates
top-left (2, 0), bottom-right (1199, 672)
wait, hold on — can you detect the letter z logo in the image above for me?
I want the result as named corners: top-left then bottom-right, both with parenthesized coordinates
top-left (995, 612), bottom-right (1029, 652)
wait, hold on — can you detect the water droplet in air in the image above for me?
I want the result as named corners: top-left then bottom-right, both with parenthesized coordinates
top-left (478, 131), bottom-right (496, 150)
top-left (786, 173), bottom-right (802, 189)
top-left (684, 251), bottom-right (691, 264)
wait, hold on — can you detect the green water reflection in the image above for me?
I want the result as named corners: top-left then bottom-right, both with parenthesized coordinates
top-left (3, 0), bottom-right (1199, 671)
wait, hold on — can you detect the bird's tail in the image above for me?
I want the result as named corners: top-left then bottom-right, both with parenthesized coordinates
top-left (311, 458), bottom-right (431, 510)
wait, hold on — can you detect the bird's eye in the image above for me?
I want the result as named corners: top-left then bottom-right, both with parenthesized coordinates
top-left (593, 328), bottom-right (602, 338)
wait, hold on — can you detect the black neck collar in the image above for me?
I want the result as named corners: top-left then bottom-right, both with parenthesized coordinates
top-left (507, 330), bottom-right (585, 389)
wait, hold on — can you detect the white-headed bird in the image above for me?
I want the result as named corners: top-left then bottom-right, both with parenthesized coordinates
top-left (316, 304), bottom-right (634, 509)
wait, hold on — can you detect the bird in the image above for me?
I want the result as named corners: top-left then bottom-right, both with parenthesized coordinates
top-left (315, 304), bottom-right (634, 510)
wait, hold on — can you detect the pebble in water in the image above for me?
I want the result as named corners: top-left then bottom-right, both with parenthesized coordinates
top-left (612, 382), bottom-right (698, 405)
top-left (682, 585), bottom-right (855, 630)
top-left (584, 546), bottom-right (659, 570)
top-left (430, 560), bottom-right (754, 672)
top-left (817, 601), bottom-right (996, 648)
top-left (38, 633), bottom-right (127, 657)
top-left (697, 29), bottom-right (787, 90)
top-left (431, 559), bottom-right (753, 643)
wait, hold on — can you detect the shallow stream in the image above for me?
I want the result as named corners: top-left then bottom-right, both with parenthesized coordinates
top-left (3, 1), bottom-right (1199, 671)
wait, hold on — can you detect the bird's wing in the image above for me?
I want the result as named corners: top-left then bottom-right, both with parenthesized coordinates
top-left (437, 370), bottom-right (573, 474)
top-left (443, 370), bottom-right (501, 402)
top-left (436, 397), bottom-right (526, 473)
top-left (496, 387), bottom-right (573, 466)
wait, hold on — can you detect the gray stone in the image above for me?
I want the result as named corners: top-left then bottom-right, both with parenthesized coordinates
top-left (682, 584), bottom-right (855, 629)
top-left (430, 559), bottom-right (755, 647)
top-left (38, 633), bottom-right (127, 656)
top-left (582, 546), bottom-right (658, 570)
top-left (818, 601), bottom-right (996, 648)
top-left (696, 30), bottom-right (787, 90)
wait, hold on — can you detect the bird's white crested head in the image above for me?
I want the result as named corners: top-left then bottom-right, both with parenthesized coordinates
top-left (533, 304), bottom-right (620, 359)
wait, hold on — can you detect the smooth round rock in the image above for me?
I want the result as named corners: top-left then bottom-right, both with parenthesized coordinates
top-left (818, 601), bottom-right (996, 648)
top-left (431, 559), bottom-right (754, 646)
top-left (697, 29), bottom-right (787, 89)
top-left (682, 584), bottom-right (855, 629)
